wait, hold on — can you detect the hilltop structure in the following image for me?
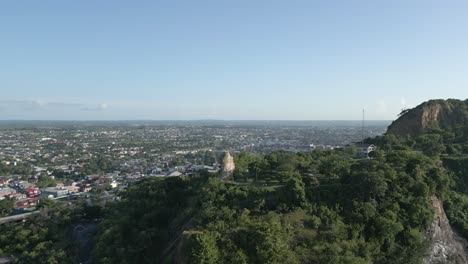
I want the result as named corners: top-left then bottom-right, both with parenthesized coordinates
top-left (220, 151), bottom-right (235, 180)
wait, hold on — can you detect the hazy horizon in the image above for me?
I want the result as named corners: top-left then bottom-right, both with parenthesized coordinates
top-left (0, 119), bottom-right (391, 128)
top-left (0, 119), bottom-right (391, 122)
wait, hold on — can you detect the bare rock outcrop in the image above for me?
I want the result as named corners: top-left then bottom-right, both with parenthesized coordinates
top-left (387, 99), bottom-right (468, 137)
top-left (424, 195), bottom-right (468, 264)
top-left (220, 151), bottom-right (235, 180)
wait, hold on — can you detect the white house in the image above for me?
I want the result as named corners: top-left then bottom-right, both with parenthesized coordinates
top-left (355, 144), bottom-right (375, 158)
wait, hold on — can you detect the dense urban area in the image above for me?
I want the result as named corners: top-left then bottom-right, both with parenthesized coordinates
top-left (0, 120), bottom-right (387, 217)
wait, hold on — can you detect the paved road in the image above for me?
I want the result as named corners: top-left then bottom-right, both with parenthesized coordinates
top-left (0, 211), bottom-right (40, 225)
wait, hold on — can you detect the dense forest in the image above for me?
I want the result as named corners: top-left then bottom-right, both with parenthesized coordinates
top-left (1, 99), bottom-right (467, 263)
top-left (91, 146), bottom-right (444, 263)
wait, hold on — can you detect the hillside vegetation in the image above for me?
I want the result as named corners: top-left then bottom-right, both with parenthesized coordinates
top-left (93, 148), bottom-right (458, 262)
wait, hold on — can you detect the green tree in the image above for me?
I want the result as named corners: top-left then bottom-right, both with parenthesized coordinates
top-left (250, 213), bottom-right (298, 264)
top-left (284, 174), bottom-right (307, 208)
top-left (0, 198), bottom-right (14, 216)
top-left (191, 231), bottom-right (220, 264)
top-left (416, 134), bottom-right (446, 157)
top-left (318, 154), bottom-right (351, 180)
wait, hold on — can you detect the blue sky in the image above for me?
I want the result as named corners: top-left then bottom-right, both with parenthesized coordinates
top-left (0, 1), bottom-right (467, 120)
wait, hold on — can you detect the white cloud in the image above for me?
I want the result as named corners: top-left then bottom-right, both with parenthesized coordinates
top-left (81, 103), bottom-right (110, 111)
top-left (0, 100), bottom-right (49, 111)
top-left (0, 99), bottom-right (109, 113)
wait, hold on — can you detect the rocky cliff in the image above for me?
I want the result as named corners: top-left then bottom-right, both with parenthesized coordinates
top-left (424, 196), bottom-right (468, 264)
top-left (387, 99), bottom-right (468, 137)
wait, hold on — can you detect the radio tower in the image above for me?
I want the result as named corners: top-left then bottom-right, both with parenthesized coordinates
top-left (361, 109), bottom-right (365, 141)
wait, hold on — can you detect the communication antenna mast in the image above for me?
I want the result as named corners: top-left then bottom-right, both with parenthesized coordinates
top-left (361, 109), bottom-right (365, 141)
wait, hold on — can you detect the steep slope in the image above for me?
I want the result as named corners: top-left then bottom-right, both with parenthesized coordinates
top-left (387, 99), bottom-right (468, 137)
top-left (424, 196), bottom-right (468, 264)
top-left (386, 98), bottom-right (468, 262)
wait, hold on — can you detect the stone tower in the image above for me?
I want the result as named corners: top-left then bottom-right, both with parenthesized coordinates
top-left (220, 151), bottom-right (235, 180)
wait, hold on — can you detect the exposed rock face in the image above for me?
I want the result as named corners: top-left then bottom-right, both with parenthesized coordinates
top-left (387, 99), bottom-right (468, 137)
top-left (220, 151), bottom-right (235, 180)
top-left (424, 196), bottom-right (468, 264)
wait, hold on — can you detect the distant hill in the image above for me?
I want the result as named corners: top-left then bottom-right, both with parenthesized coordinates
top-left (387, 98), bottom-right (468, 137)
